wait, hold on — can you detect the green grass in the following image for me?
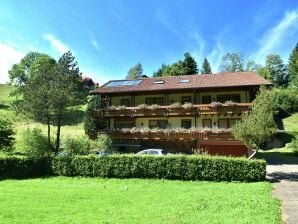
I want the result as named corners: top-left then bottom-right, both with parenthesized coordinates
top-left (0, 177), bottom-right (280, 224)
top-left (0, 84), bottom-right (85, 140)
top-left (284, 112), bottom-right (298, 134)
top-left (0, 84), bottom-right (15, 106)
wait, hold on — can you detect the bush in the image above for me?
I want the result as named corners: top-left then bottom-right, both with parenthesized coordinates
top-left (269, 87), bottom-right (298, 113)
top-left (15, 128), bottom-right (53, 157)
top-left (63, 135), bottom-right (93, 156)
top-left (52, 155), bottom-right (266, 182)
top-left (0, 156), bottom-right (53, 179)
top-left (291, 137), bottom-right (298, 157)
top-left (93, 134), bottom-right (113, 153)
top-left (0, 116), bottom-right (14, 151)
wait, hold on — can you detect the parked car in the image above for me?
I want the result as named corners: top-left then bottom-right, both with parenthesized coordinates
top-left (136, 149), bottom-right (164, 155)
top-left (95, 151), bottom-right (112, 156)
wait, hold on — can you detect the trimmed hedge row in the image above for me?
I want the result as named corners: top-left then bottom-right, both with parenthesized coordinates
top-left (52, 155), bottom-right (266, 182)
top-left (0, 155), bottom-right (266, 181)
top-left (0, 156), bottom-right (52, 179)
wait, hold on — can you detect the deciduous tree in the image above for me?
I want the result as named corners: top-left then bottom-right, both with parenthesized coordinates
top-left (126, 63), bottom-right (143, 79)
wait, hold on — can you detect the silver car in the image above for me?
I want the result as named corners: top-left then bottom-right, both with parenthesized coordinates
top-left (136, 149), bottom-right (164, 155)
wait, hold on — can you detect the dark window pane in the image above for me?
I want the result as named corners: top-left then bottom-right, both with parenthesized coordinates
top-left (181, 120), bottom-right (191, 129)
top-left (202, 95), bottom-right (211, 104)
top-left (121, 99), bottom-right (130, 106)
top-left (182, 96), bottom-right (192, 104)
top-left (203, 119), bottom-right (212, 128)
top-left (217, 94), bottom-right (240, 103)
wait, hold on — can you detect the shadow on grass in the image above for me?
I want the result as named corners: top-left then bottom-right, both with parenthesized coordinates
top-left (256, 152), bottom-right (298, 165)
top-left (0, 104), bottom-right (10, 110)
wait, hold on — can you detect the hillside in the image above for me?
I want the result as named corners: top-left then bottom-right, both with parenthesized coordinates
top-left (0, 84), bottom-right (85, 140)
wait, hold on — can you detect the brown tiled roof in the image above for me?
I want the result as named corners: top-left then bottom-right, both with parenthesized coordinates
top-left (91, 72), bottom-right (271, 94)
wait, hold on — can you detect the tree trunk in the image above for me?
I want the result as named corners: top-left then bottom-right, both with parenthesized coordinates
top-left (55, 112), bottom-right (62, 155)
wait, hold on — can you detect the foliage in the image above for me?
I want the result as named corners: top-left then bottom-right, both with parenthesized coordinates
top-left (288, 42), bottom-right (298, 88)
top-left (52, 155), bottom-right (266, 182)
top-left (0, 177), bottom-right (280, 224)
top-left (200, 58), bottom-right (212, 74)
top-left (268, 87), bottom-right (298, 113)
top-left (0, 116), bottom-right (14, 150)
top-left (0, 156), bottom-right (52, 179)
top-left (63, 135), bottom-right (93, 156)
top-left (84, 95), bottom-right (100, 134)
top-left (219, 52), bottom-right (245, 72)
top-left (15, 128), bottom-right (54, 157)
top-left (153, 52), bottom-right (198, 77)
top-left (290, 137), bottom-right (298, 156)
top-left (93, 134), bottom-right (113, 152)
top-left (126, 63), bottom-right (143, 79)
top-left (260, 54), bottom-right (289, 87)
top-left (233, 87), bottom-right (277, 149)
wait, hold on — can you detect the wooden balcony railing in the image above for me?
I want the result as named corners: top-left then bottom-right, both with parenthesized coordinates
top-left (92, 103), bottom-right (252, 118)
top-left (98, 129), bottom-right (235, 141)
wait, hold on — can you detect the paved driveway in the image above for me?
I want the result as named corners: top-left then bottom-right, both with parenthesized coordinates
top-left (266, 156), bottom-right (298, 224)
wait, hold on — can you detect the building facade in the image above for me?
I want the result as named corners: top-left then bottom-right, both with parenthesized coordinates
top-left (91, 72), bottom-right (271, 156)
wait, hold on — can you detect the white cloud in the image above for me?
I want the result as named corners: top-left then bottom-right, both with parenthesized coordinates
top-left (255, 11), bottom-right (298, 63)
top-left (190, 32), bottom-right (206, 66)
top-left (91, 39), bottom-right (100, 51)
top-left (0, 43), bottom-right (24, 84)
top-left (207, 41), bottom-right (225, 73)
top-left (43, 33), bottom-right (70, 54)
top-left (110, 10), bottom-right (135, 33)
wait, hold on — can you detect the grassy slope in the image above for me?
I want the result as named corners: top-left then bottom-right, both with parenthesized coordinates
top-left (0, 84), bottom-right (85, 140)
top-left (0, 177), bottom-right (280, 224)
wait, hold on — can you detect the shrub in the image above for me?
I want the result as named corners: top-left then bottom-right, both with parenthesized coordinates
top-left (93, 134), bottom-right (113, 153)
top-left (63, 135), bottom-right (93, 156)
top-left (52, 155), bottom-right (266, 182)
top-left (291, 137), bottom-right (298, 157)
top-left (0, 156), bottom-right (53, 179)
top-left (0, 116), bottom-right (14, 151)
top-left (15, 128), bottom-right (53, 157)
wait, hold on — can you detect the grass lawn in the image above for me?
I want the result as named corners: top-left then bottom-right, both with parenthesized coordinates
top-left (0, 177), bottom-right (280, 224)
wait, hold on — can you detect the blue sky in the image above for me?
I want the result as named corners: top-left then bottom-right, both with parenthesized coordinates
top-left (0, 0), bottom-right (297, 84)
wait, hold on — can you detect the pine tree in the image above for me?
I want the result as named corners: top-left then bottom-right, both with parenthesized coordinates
top-left (201, 58), bottom-right (212, 74)
top-left (182, 52), bottom-right (198, 75)
top-left (288, 43), bottom-right (298, 88)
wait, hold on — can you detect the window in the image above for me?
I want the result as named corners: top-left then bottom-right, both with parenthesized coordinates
top-left (105, 80), bottom-right (142, 87)
top-left (180, 79), bottom-right (189, 83)
top-left (181, 96), bottom-right (192, 104)
top-left (202, 119), bottom-right (212, 128)
top-left (153, 80), bottom-right (165, 84)
top-left (202, 95), bottom-right (211, 104)
top-left (217, 94), bottom-right (240, 103)
top-left (149, 120), bottom-right (168, 129)
top-left (120, 99), bottom-right (130, 106)
top-left (145, 97), bottom-right (164, 105)
top-left (218, 119), bottom-right (239, 129)
top-left (114, 120), bottom-right (134, 129)
top-left (181, 120), bottom-right (192, 129)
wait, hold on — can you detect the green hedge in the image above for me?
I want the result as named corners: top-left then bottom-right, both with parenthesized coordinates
top-left (52, 155), bottom-right (266, 182)
top-left (0, 156), bottom-right (52, 179)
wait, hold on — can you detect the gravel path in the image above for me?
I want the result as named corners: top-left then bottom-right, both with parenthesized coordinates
top-left (266, 160), bottom-right (298, 224)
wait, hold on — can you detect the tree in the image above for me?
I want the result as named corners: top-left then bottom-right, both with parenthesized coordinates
top-left (245, 59), bottom-right (261, 72)
top-left (126, 63), bottom-right (143, 79)
top-left (201, 58), bottom-right (212, 74)
top-left (233, 86), bottom-right (277, 153)
top-left (263, 54), bottom-right (289, 87)
top-left (0, 116), bottom-right (14, 151)
top-left (219, 52), bottom-right (244, 72)
top-left (51, 51), bottom-right (85, 153)
top-left (288, 43), bottom-right (298, 88)
top-left (181, 52), bottom-right (198, 75)
top-left (153, 52), bottom-right (198, 77)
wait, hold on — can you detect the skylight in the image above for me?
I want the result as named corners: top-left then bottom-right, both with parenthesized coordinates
top-left (180, 79), bottom-right (190, 83)
top-left (154, 80), bottom-right (165, 84)
top-left (105, 80), bottom-right (142, 87)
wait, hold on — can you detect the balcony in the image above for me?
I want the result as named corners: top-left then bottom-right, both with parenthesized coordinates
top-left (92, 103), bottom-right (252, 118)
top-left (98, 128), bottom-right (235, 141)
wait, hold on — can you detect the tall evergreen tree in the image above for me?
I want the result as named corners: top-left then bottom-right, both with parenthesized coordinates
top-left (126, 63), bottom-right (143, 79)
top-left (181, 52), bottom-right (198, 75)
top-left (264, 54), bottom-right (288, 87)
top-left (200, 58), bottom-right (212, 74)
top-left (288, 43), bottom-right (298, 88)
